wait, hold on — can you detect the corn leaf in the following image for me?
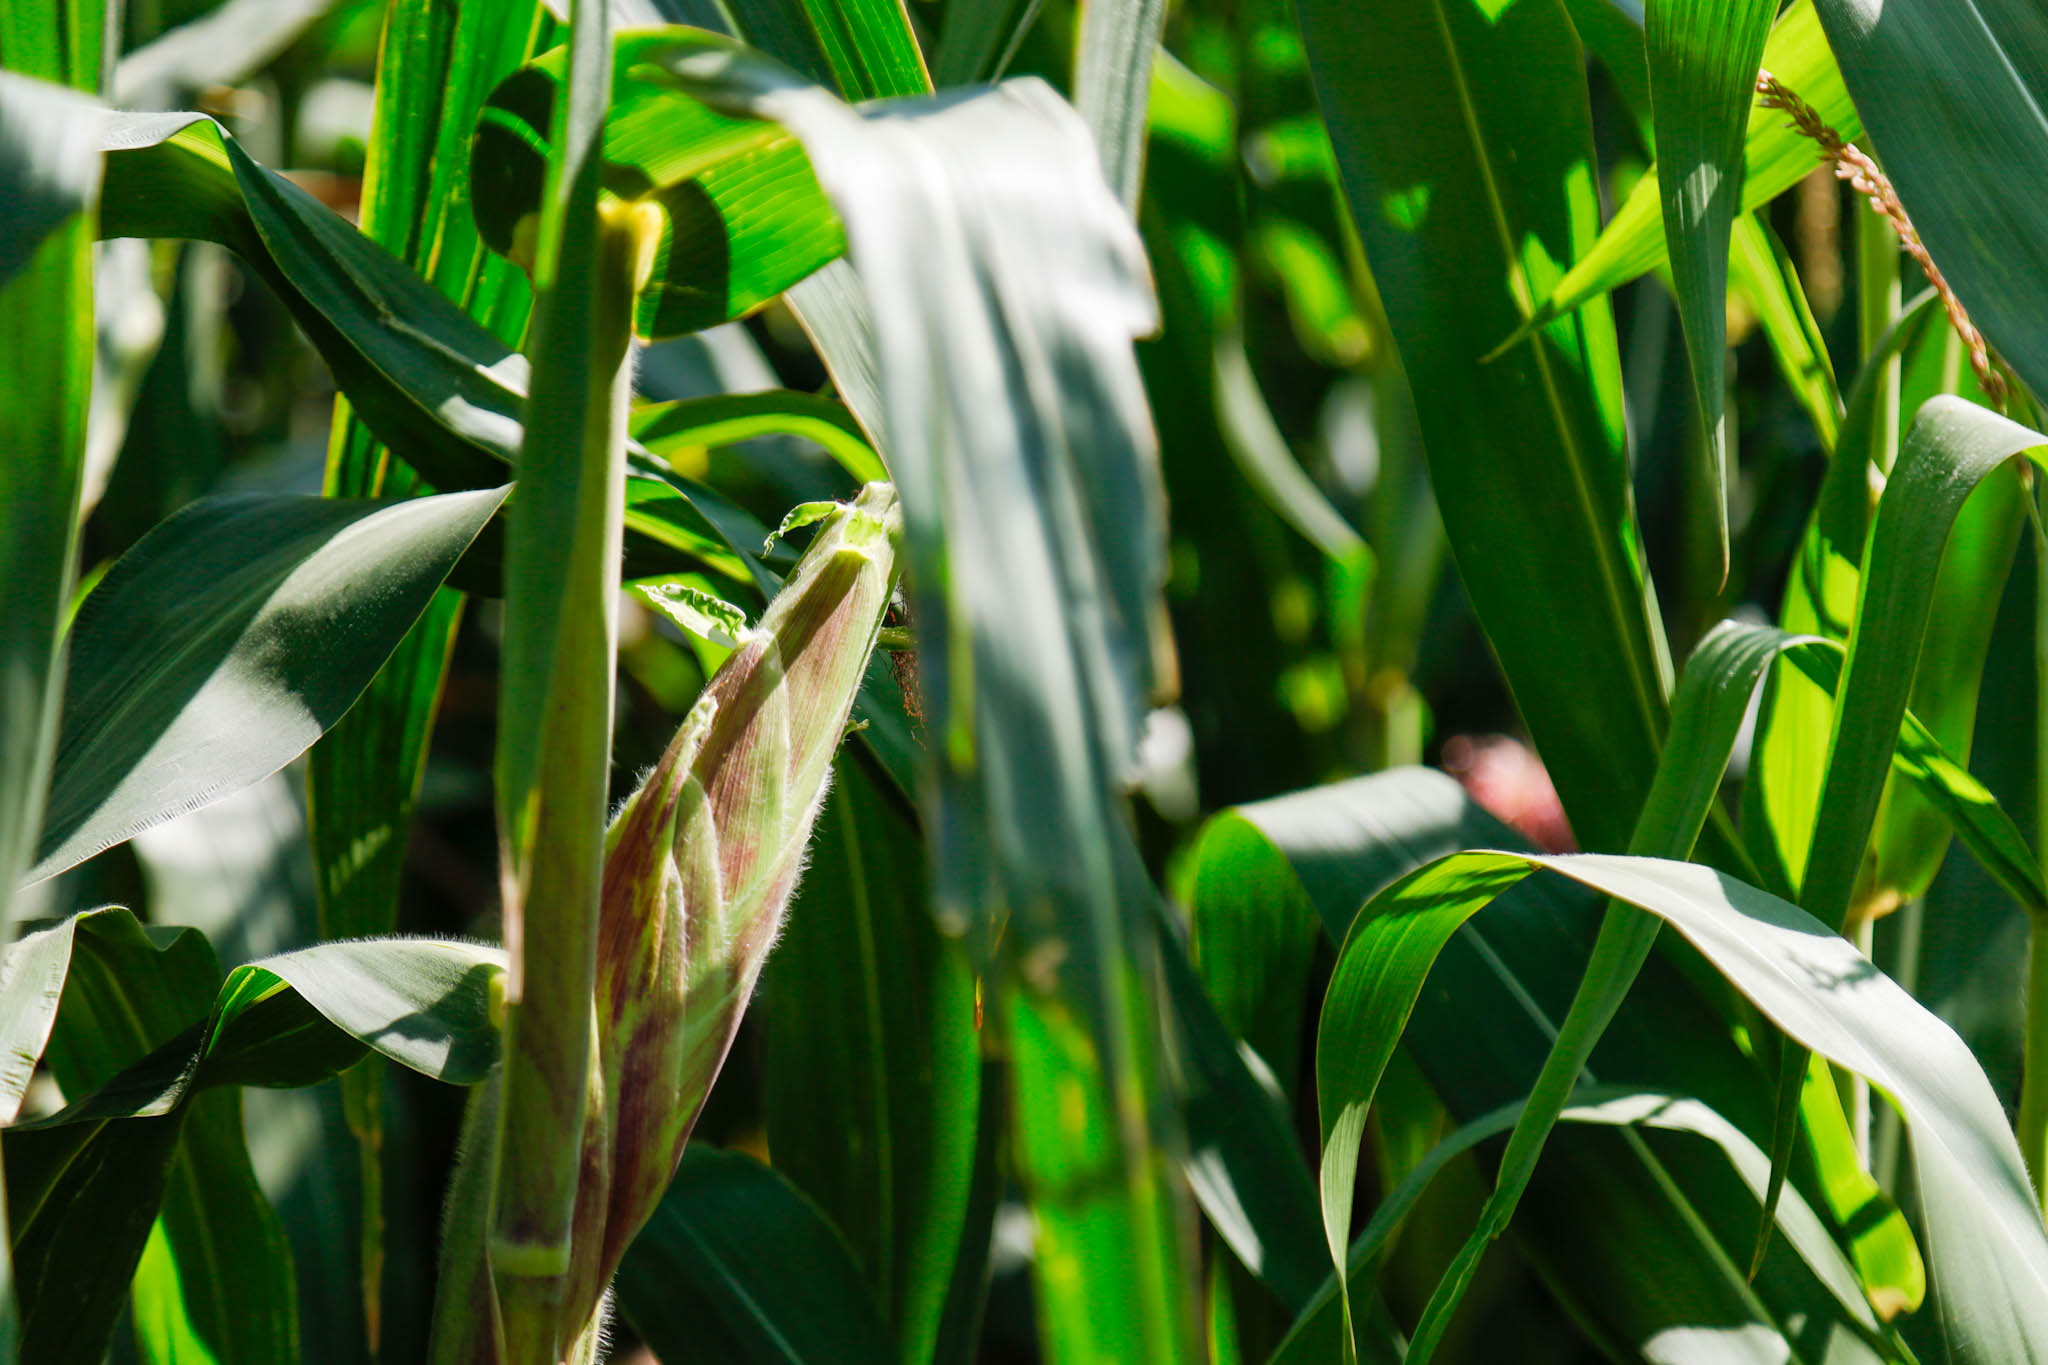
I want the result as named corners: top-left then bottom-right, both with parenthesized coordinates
top-left (763, 756), bottom-right (986, 1364)
top-left (1299, 0), bottom-right (1670, 855)
top-left (1202, 771), bottom-right (1886, 1358)
top-left (1809, 0), bottom-right (2048, 410)
top-left (132, 1089), bottom-right (300, 1365)
top-left (1647, 0), bottom-right (1778, 575)
top-left (26, 487), bottom-right (505, 885)
top-left (629, 33), bottom-right (1198, 1357)
top-left (1270, 1087), bottom-right (1880, 1362)
top-left (615, 1146), bottom-right (895, 1364)
top-left (1529, 1), bottom-right (1857, 331)
top-left (1317, 849), bottom-right (2048, 1362)
top-left (4, 910), bottom-right (218, 1365)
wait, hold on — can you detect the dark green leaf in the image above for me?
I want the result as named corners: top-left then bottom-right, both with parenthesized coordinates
top-left (1317, 850), bottom-right (2048, 1362)
top-left (131, 1090), bottom-right (300, 1364)
top-left (1212, 771), bottom-right (1882, 1358)
top-left (764, 757), bottom-right (984, 1362)
top-left (28, 487), bottom-right (506, 884)
top-left (6, 910), bottom-right (217, 1365)
top-left (1300, 0), bottom-right (1669, 855)
top-left (1809, 0), bottom-right (2048, 411)
top-left (616, 1146), bottom-right (895, 1365)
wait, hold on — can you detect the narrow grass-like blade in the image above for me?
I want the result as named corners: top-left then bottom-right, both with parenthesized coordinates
top-left (1730, 212), bottom-right (1841, 452)
top-left (1271, 1087), bottom-right (1879, 1362)
top-left (27, 487), bottom-right (505, 884)
top-left (1647, 0), bottom-right (1777, 576)
top-left (1756, 398), bottom-right (2045, 1248)
top-left (1529, 1), bottom-right (1856, 332)
top-left (615, 1146), bottom-right (895, 1364)
top-left (1741, 289), bottom-right (1942, 898)
top-left (1300, 0), bottom-right (1671, 855)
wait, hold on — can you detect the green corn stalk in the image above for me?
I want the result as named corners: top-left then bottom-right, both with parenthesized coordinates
top-left (431, 483), bottom-right (903, 1362)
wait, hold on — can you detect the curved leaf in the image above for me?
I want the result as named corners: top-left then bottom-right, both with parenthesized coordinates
top-left (15, 929), bottom-right (505, 1128)
top-left (1203, 771), bottom-right (1873, 1358)
top-left (28, 487), bottom-right (507, 885)
top-left (632, 390), bottom-right (885, 486)
top-left (1272, 1087), bottom-right (1879, 1363)
top-left (471, 32), bottom-right (844, 338)
top-left (1317, 849), bottom-right (2048, 1363)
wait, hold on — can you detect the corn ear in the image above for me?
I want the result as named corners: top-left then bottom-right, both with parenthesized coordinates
top-left (576, 481), bottom-right (901, 1337)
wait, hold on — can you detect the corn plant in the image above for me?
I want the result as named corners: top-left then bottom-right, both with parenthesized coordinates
top-left (5, 0), bottom-right (2048, 1362)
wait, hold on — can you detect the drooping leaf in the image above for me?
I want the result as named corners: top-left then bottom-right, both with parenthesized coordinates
top-left (1316, 849), bottom-right (2048, 1362)
top-left (28, 487), bottom-right (507, 885)
top-left (1203, 771), bottom-right (1889, 1359)
top-left (96, 109), bottom-right (773, 579)
top-left (1270, 1087), bottom-right (1880, 1362)
top-left (632, 34), bottom-right (1198, 1357)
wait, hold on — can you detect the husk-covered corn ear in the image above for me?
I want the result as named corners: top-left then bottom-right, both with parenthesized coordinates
top-left (431, 482), bottom-right (902, 1361)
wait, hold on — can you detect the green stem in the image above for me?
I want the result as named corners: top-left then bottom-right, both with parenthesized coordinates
top-left (2028, 476), bottom-right (2048, 1216)
top-left (2019, 917), bottom-right (2048, 1216)
top-left (489, 199), bottom-right (646, 1358)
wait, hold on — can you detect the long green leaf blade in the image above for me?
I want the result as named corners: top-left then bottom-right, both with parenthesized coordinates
top-left (27, 487), bottom-right (506, 885)
top-left (1648, 0), bottom-right (1779, 575)
top-left (1809, 0), bottom-right (2048, 408)
top-left (1299, 0), bottom-right (1671, 855)
top-left (1318, 850), bottom-right (2048, 1361)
